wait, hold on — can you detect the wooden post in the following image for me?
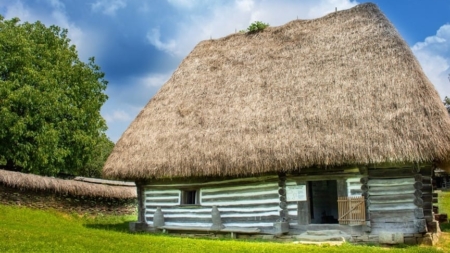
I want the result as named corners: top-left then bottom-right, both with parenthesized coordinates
top-left (136, 183), bottom-right (146, 223)
top-left (297, 181), bottom-right (310, 225)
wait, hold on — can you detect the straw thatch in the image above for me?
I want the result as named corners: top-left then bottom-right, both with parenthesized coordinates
top-left (0, 169), bottom-right (136, 199)
top-left (104, 3), bottom-right (450, 180)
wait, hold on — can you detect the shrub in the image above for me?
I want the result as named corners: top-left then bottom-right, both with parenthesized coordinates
top-left (247, 21), bottom-right (269, 33)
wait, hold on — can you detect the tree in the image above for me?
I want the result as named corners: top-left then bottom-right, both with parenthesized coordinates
top-left (0, 16), bottom-right (110, 176)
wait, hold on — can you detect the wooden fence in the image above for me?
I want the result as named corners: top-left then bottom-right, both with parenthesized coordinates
top-left (338, 196), bottom-right (365, 225)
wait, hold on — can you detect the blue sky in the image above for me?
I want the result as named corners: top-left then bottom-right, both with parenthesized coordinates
top-left (1, 0), bottom-right (449, 142)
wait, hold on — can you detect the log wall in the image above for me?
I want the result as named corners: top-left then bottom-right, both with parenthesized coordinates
top-left (366, 167), bottom-right (429, 234)
top-left (143, 181), bottom-right (280, 231)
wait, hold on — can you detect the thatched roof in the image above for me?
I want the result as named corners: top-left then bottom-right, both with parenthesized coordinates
top-left (0, 169), bottom-right (136, 199)
top-left (104, 3), bottom-right (450, 180)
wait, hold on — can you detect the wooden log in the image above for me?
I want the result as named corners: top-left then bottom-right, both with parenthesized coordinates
top-left (432, 193), bottom-right (438, 198)
top-left (368, 178), bottom-right (415, 186)
top-left (359, 167), bottom-right (368, 175)
top-left (368, 185), bottom-right (414, 195)
top-left (420, 184), bottom-right (432, 192)
top-left (414, 181), bottom-right (423, 190)
top-left (422, 202), bottom-right (433, 209)
top-left (368, 194), bottom-right (415, 204)
top-left (368, 168), bottom-right (414, 178)
top-left (421, 194), bottom-right (434, 203)
top-left (414, 208), bottom-right (424, 219)
top-left (279, 202), bottom-right (287, 209)
top-left (421, 176), bottom-right (432, 183)
top-left (360, 177), bottom-right (368, 185)
top-left (414, 190), bottom-right (423, 198)
top-left (414, 219), bottom-right (427, 233)
top-left (427, 221), bottom-right (439, 233)
top-left (433, 198), bottom-right (438, 204)
top-left (361, 184), bottom-right (368, 192)
top-left (368, 202), bottom-right (416, 211)
top-left (278, 188), bottom-right (286, 196)
top-left (423, 208), bottom-right (433, 216)
top-left (370, 221), bottom-right (417, 233)
top-left (369, 210), bottom-right (415, 222)
top-left (418, 167), bottom-right (433, 176)
top-left (424, 215), bottom-right (434, 223)
top-left (414, 198), bottom-right (424, 207)
top-left (414, 174), bottom-right (423, 182)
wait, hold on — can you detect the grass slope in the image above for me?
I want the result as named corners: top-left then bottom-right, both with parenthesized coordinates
top-left (1, 196), bottom-right (449, 253)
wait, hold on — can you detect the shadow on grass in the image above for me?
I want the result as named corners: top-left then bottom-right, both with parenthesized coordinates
top-left (440, 222), bottom-right (450, 232)
top-left (84, 222), bottom-right (131, 233)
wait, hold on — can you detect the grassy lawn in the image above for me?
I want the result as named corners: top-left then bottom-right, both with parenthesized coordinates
top-left (1, 194), bottom-right (449, 253)
top-left (436, 190), bottom-right (450, 252)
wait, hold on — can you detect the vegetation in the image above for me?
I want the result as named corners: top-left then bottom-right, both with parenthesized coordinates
top-left (246, 21), bottom-right (269, 33)
top-left (0, 16), bottom-right (112, 177)
top-left (0, 202), bottom-right (447, 253)
top-left (436, 190), bottom-right (450, 251)
top-left (444, 97), bottom-right (450, 114)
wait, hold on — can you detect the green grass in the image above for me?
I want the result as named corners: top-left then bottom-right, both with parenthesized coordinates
top-left (0, 204), bottom-right (445, 253)
top-left (436, 190), bottom-right (450, 251)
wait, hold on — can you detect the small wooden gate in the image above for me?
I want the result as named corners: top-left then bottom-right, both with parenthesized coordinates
top-left (337, 196), bottom-right (366, 225)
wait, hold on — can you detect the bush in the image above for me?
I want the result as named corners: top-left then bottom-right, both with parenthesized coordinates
top-left (247, 21), bottom-right (269, 33)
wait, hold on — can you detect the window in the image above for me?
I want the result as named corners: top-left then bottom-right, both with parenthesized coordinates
top-left (181, 190), bottom-right (198, 205)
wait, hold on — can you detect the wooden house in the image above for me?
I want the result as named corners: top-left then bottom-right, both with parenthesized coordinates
top-left (103, 3), bottom-right (450, 244)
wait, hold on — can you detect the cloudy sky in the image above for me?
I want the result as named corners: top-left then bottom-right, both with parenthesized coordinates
top-left (1, 0), bottom-right (449, 142)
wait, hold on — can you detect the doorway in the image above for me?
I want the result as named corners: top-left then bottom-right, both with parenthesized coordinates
top-left (309, 180), bottom-right (339, 224)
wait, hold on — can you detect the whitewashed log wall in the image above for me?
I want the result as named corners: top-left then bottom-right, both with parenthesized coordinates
top-left (366, 177), bottom-right (425, 234)
top-left (144, 182), bottom-right (280, 229)
top-left (347, 177), bottom-right (362, 196)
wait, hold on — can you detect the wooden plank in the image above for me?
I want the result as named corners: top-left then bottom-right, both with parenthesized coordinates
top-left (336, 179), bottom-right (347, 197)
top-left (297, 181), bottom-right (310, 225)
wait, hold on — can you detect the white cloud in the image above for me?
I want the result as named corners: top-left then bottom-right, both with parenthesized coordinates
top-left (2, 0), bottom-right (31, 20)
top-left (0, 0), bottom-right (98, 61)
top-left (412, 24), bottom-right (450, 99)
top-left (139, 72), bottom-right (172, 88)
top-left (104, 109), bottom-right (133, 123)
top-left (150, 0), bottom-right (358, 57)
top-left (91, 0), bottom-right (127, 16)
top-left (166, 0), bottom-right (206, 9)
top-left (146, 28), bottom-right (178, 55)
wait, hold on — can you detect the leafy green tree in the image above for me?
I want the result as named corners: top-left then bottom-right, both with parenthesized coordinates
top-left (76, 133), bottom-right (115, 178)
top-left (0, 16), bottom-right (110, 176)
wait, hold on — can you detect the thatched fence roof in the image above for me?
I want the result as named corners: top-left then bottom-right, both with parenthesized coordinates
top-left (0, 169), bottom-right (136, 199)
top-left (104, 3), bottom-right (450, 180)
